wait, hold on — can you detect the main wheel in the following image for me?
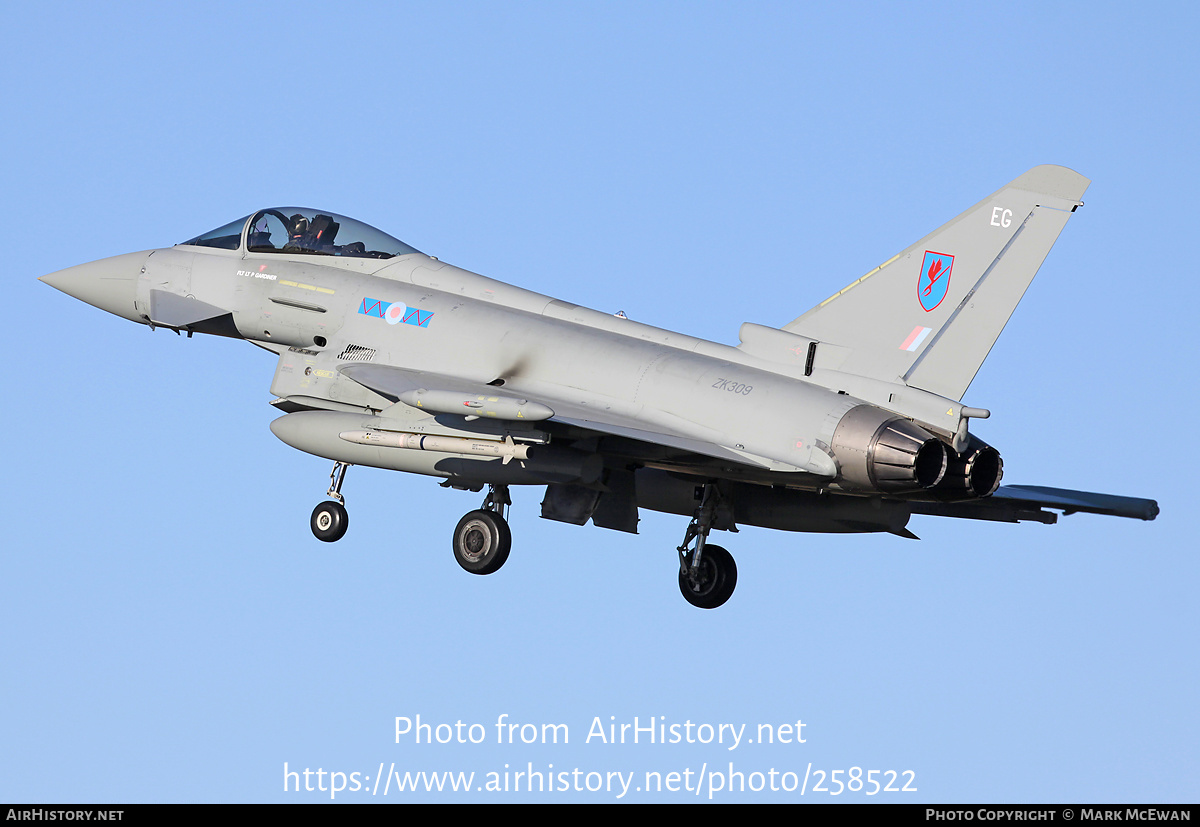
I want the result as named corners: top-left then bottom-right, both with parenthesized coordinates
top-left (311, 501), bottom-right (349, 543)
top-left (678, 543), bottom-right (737, 609)
top-left (453, 510), bottom-right (511, 575)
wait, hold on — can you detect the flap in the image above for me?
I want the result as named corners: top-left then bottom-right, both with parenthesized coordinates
top-left (991, 485), bottom-right (1159, 521)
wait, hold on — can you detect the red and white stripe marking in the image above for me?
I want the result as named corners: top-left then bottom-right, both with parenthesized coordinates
top-left (899, 325), bottom-right (932, 352)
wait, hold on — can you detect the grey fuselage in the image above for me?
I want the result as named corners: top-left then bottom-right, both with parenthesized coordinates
top-left (138, 244), bottom-right (873, 478)
top-left (42, 173), bottom-right (1161, 544)
top-left (40, 227), bottom-right (995, 536)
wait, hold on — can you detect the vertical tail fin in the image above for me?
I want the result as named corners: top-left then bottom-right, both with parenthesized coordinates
top-left (785, 165), bottom-right (1089, 400)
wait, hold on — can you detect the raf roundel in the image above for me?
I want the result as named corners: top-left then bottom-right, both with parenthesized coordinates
top-left (384, 302), bottom-right (408, 325)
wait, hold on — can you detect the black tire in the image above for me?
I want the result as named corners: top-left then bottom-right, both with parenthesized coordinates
top-left (453, 510), bottom-right (511, 575)
top-left (678, 543), bottom-right (737, 609)
top-left (311, 501), bottom-right (349, 543)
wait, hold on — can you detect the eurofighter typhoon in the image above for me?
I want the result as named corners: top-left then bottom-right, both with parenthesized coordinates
top-left (40, 166), bottom-right (1158, 608)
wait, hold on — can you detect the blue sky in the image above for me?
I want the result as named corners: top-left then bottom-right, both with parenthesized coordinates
top-left (2, 1), bottom-right (1196, 803)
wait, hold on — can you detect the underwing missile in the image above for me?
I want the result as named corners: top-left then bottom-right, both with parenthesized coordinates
top-left (339, 429), bottom-right (532, 463)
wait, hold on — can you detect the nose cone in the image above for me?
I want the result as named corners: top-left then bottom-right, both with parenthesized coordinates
top-left (40, 250), bottom-right (149, 323)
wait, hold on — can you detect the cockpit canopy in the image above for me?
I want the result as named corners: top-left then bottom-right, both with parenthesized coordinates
top-left (182, 208), bottom-right (422, 259)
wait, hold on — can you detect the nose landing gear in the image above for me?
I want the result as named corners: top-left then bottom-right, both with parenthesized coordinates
top-left (452, 484), bottom-right (512, 575)
top-left (310, 461), bottom-right (351, 543)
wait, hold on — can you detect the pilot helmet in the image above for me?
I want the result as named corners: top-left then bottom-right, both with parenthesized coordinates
top-left (288, 213), bottom-right (309, 239)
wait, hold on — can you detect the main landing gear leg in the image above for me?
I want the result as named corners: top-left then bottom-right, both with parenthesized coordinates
top-left (677, 483), bottom-right (737, 609)
top-left (310, 461), bottom-right (351, 543)
top-left (452, 484), bottom-right (512, 575)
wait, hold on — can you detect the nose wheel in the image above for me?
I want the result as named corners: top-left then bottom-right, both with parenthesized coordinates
top-left (311, 500), bottom-right (349, 543)
top-left (453, 485), bottom-right (512, 574)
top-left (311, 461), bottom-right (351, 542)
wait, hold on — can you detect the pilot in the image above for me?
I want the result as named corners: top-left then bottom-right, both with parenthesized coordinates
top-left (285, 214), bottom-right (310, 251)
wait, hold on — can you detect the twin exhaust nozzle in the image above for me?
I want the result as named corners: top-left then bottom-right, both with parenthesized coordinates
top-left (831, 405), bottom-right (1002, 498)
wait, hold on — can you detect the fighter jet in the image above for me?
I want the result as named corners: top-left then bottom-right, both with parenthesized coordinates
top-left (39, 165), bottom-right (1158, 608)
